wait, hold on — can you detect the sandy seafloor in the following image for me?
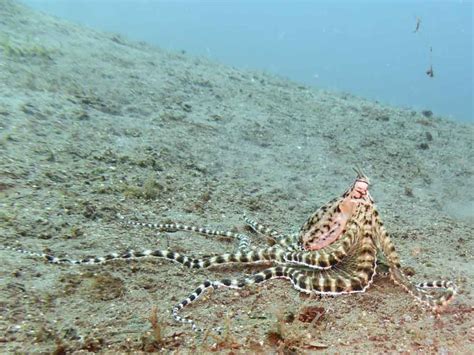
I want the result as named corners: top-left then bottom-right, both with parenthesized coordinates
top-left (0, 1), bottom-right (473, 353)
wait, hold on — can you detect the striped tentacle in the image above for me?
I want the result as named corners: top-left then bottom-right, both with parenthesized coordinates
top-left (289, 236), bottom-right (378, 298)
top-left (267, 217), bottom-right (366, 269)
top-left (7, 243), bottom-right (344, 270)
top-left (4, 246), bottom-right (274, 269)
top-left (270, 210), bottom-right (369, 270)
top-left (2, 246), bottom-right (125, 265)
top-left (416, 280), bottom-right (456, 290)
top-left (370, 207), bottom-right (401, 268)
top-left (273, 233), bottom-right (301, 251)
top-left (303, 256), bottom-right (378, 296)
top-left (5, 243), bottom-right (352, 271)
top-left (201, 246), bottom-right (361, 270)
top-left (319, 229), bottom-right (379, 295)
top-left (242, 212), bottom-right (365, 270)
top-left (416, 280), bottom-right (457, 310)
top-left (244, 215), bottom-right (286, 239)
top-left (198, 236), bottom-right (358, 270)
top-left (172, 266), bottom-right (300, 332)
top-left (235, 233), bottom-right (251, 251)
top-left (172, 279), bottom-right (218, 332)
top-left (285, 236), bottom-right (354, 270)
top-left (173, 226), bottom-right (380, 331)
top-left (370, 206), bottom-right (457, 311)
top-left (118, 213), bottom-right (251, 251)
top-left (174, 236), bottom-right (379, 333)
top-left (243, 215), bottom-right (298, 250)
top-left (389, 267), bottom-right (457, 311)
top-left (151, 223), bottom-right (367, 270)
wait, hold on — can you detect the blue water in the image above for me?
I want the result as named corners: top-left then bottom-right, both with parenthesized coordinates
top-left (24, 0), bottom-right (473, 122)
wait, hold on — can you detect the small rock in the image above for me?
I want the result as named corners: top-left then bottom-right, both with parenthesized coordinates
top-left (376, 115), bottom-right (390, 122)
top-left (421, 110), bottom-right (433, 118)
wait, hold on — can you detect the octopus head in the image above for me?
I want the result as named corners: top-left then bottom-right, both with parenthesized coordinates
top-left (343, 168), bottom-right (373, 204)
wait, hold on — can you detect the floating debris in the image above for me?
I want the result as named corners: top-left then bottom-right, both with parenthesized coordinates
top-left (413, 17), bottom-right (422, 33)
top-left (426, 47), bottom-right (435, 78)
top-left (426, 65), bottom-right (434, 78)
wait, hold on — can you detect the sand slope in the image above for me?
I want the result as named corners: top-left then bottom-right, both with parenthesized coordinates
top-left (0, 0), bottom-right (473, 352)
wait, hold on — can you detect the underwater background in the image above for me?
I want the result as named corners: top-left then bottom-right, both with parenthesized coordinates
top-left (23, 0), bottom-right (473, 122)
top-left (1, 0), bottom-right (473, 353)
